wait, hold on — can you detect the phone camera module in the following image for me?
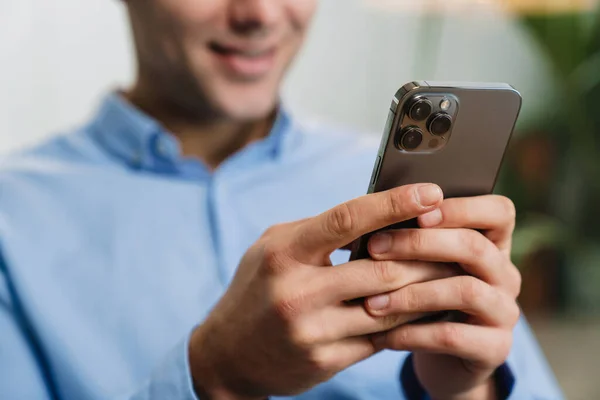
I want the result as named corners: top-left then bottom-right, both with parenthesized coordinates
top-left (427, 113), bottom-right (452, 136)
top-left (408, 97), bottom-right (433, 121)
top-left (396, 126), bottom-right (423, 151)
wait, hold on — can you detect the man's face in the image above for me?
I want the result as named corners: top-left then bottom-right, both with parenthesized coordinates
top-left (127, 0), bottom-right (317, 121)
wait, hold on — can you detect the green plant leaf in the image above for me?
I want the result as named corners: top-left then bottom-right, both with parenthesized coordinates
top-left (519, 13), bottom-right (590, 78)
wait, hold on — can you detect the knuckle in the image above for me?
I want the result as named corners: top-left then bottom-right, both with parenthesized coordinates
top-left (326, 203), bottom-right (356, 238)
top-left (507, 298), bottom-right (522, 326)
top-left (498, 261), bottom-right (522, 299)
top-left (459, 276), bottom-right (486, 306)
top-left (388, 187), bottom-right (413, 215)
top-left (370, 260), bottom-right (396, 285)
top-left (290, 320), bottom-right (322, 348)
top-left (378, 314), bottom-right (405, 330)
top-left (262, 223), bottom-right (284, 239)
top-left (261, 241), bottom-right (290, 275)
top-left (406, 229), bottom-right (424, 254)
top-left (399, 286), bottom-right (422, 312)
top-left (273, 289), bottom-right (307, 322)
top-left (436, 323), bottom-right (463, 351)
top-left (493, 289), bottom-right (520, 327)
top-left (462, 230), bottom-right (488, 260)
top-left (308, 348), bottom-right (335, 373)
top-left (388, 328), bottom-right (411, 349)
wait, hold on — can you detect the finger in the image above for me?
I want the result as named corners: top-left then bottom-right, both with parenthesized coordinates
top-left (418, 195), bottom-right (516, 253)
top-left (372, 323), bottom-right (512, 369)
top-left (318, 259), bottom-right (460, 304)
top-left (368, 228), bottom-right (520, 294)
top-left (306, 302), bottom-right (431, 342)
top-left (313, 336), bottom-right (376, 373)
top-left (302, 261), bottom-right (460, 341)
top-left (365, 276), bottom-right (521, 328)
top-left (290, 184), bottom-right (443, 262)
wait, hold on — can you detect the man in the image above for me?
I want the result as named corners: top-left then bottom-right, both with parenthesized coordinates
top-left (0, 1), bottom-right (563, 399)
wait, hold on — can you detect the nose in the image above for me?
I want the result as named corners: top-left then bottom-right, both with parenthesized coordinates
top-left (229, 0), bottom-right (281, 37)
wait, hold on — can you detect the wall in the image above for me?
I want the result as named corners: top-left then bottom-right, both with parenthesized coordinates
top-left (1, 0), bottom-right (133, 152)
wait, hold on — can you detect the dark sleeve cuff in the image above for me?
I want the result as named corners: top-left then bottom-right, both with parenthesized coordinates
top-left (400, 354), bottom-right (427, 400)
top-left (400, 354), bottom-right (516, 400)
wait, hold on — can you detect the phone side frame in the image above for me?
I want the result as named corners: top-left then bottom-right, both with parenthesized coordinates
top-left (366, 81), bottom-right (427, 194)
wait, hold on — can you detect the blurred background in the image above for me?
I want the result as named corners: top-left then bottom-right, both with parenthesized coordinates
top-left (1, 0), bottom-right (599, 397)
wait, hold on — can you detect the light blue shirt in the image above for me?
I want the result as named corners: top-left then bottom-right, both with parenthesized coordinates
top-left (0, 94), bottom-right (563, 399)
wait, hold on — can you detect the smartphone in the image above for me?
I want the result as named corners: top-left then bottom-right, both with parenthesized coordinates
top-left (350, 81), bottom-right (522, 261)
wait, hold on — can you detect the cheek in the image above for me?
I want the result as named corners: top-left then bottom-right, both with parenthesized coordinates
top-left (151, 0), bottom-right (225, 72)
top-left (160, 0), bottom-right (220, 20)
top-left (287, 0), bottom-right (318, 30)
top-left (158, 0), bottom-right (224, 36)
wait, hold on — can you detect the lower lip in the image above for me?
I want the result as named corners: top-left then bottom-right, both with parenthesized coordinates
top-left (212, 49), bottom-right (276, 79)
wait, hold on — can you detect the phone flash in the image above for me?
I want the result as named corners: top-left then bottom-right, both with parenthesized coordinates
top-left (440, 98), bottom-right (451, 111)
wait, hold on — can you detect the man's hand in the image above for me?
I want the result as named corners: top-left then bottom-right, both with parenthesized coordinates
top-left (188, 184), bottom-right (455, 399)
top-left (364, 195), bottom-right (522, 400)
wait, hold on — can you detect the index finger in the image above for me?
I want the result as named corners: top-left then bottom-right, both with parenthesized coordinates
top-left (418, 195), bottom-right (516, 253)
top-left (291, 183), bottom-right (443, 262)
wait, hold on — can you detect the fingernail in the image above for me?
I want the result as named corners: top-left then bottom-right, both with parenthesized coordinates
top-left (419, 209), bottom-right (443, 227)
top-left (369, 233), bottom-right (391, 255)
top-left (367, 294), bottom-right (390, 311)
top-left (416, 184), bottom-right (442, 207)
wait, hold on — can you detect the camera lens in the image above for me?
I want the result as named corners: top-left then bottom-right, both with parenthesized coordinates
top-left (428, 113), bottom-right (452, 136)
top-left (397, 126), bottom-right (423, 151)
top-left (408, 98), bottom-right (433, 121)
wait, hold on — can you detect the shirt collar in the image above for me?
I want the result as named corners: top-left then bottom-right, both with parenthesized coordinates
top-left (87, 92), bottom-right (294, 173)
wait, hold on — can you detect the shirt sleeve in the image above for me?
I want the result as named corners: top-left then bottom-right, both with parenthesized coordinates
top-left (0, 255), bottom-right (200, 400)
top-left (0, 270), bottom-right (54, 400)
top-left (126, 331), bottom-right (200, 400)
top-left (399, 316), bottom-right (565, 400)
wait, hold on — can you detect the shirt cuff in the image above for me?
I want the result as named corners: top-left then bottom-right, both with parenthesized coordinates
top-left (129, 330), bottom-right (199, 400)
top-left (503, 356), bottom-right (536, 400)
top-left (399, 354), bottom-right (426, 400)
top-left (400, 354), bottom-right (516, 400)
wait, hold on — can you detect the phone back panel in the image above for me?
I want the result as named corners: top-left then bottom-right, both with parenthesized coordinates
top-left (350, 81), bottom-right (522, 260)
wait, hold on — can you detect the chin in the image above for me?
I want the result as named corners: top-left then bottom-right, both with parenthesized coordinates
top-left (212, 86), bottom-right (280, 122)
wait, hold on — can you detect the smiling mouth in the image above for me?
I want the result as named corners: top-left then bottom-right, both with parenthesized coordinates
top-left (209, 42), bottom-right (275, 59)
top-left (208, 41), bottom-right (277, 79)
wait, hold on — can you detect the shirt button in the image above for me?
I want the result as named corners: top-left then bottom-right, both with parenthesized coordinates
top-left (157, 139), bottom-right (169, 157)
top-left (155, 136), bottom-right (179, 159)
